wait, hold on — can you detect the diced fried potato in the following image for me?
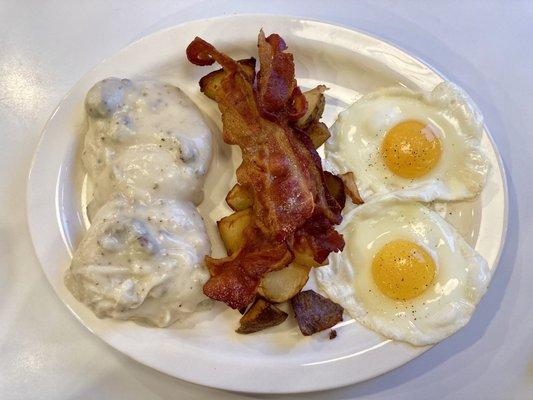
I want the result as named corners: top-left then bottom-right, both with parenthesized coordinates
top-left (199, 58), bottom-right (256, 101)
top-left (258, 263), bottom-right (311, 303)
top-left (236, 298), bottom-right (288, 334)
top-left (217, 209), bottom-right (251, 255)
top-left (225, 184), bottom-right (253, 211)
top-left (291, 290), bottom-right (343, 336)
top-left (339, 172), bottom-right (364, 205)
top-left (296, 85), bottom-right (327, 129)
top-left (324, 172), bottom-right (346, 209)
top-left (306, 121), bottom-right (331, 149)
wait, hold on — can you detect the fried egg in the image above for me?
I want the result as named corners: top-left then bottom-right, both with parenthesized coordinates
top-left (316, 198), bottom-right (490, 346)
top-left (325, 82), bottom-right (489, 202)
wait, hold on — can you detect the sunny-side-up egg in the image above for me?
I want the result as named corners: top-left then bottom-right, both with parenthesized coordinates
top-left (83, 78), bottom-right (212, 218)
top-left (316, 198), bottom-right (491, 346)
top-left (325, 82), bottom-right (490, 202)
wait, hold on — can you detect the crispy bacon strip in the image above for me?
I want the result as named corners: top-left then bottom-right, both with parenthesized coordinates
top-left (189, 35), bottom-right (316, 240)
top-left (293, 214), bottom-right (345, 264)
top-left (291, 127), bottom-right (342, 225)
top-left (204, 226), bottom-right (292, 309)
top-left (186, 36), bottom-right (239, 70)
top-left (256, 31), bottom-right (308, 121)
top-left (187, 32), bottom-right (344, 309)
top-left (288, 87), bottom-right (308, 121)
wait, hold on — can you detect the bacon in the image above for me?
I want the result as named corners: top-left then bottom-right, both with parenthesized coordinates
top-left (256, 31), bottom-right (305, 121)
top-left (290, 127), bottom-right (342, 225)
top-left (293, 214), bottom-right (345, 265)
top-left (192, 34), bottom-right (316, 240)
top-left (187, 31), bottom-right (344, 309)
top-left (256, 32), bottom-right (308, 123)
top-left (187, 37), bottom-right (240, 71)
top-left (204, 227), bottom-right (293, 309)
top-left (288, 87), bottom-right (308, 122)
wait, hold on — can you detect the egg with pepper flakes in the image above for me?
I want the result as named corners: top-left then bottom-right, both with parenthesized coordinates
top-left (315, 197), bottom-right (490, 346)
top-left (325, 82), bottom-right (489, 202)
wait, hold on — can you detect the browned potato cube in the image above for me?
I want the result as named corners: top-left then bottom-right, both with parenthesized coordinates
top-left (225, 184), bottom-right (253, 211)
top-left (291, 290), bottom-right (343, 336)
top-left (258, 263), bottom-right (311, 303)
top-left (296, 85), bottom-right (327, 129)
top-left (199, 58), bottom-right (256, 100)
top-left (217, 209), bottom-right (251, 255)
top-left (306, 121), bottom-right (331, 149)
top-left (339, 172), bottom-right (364, 205)
top-left (324, 172), bottom-right (346, 209)
top-left (236, 298), bottom-right (288, 334)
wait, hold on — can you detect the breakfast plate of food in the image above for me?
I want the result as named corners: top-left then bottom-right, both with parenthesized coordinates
top-left (27, 15), bottom-right (507, 393)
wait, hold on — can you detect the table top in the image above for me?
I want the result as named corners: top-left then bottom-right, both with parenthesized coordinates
top-left (2, 1), bottom-right (532, 399)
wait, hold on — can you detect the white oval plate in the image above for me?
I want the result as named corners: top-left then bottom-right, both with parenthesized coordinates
top-left (27, 15), bottom-right (507, 394)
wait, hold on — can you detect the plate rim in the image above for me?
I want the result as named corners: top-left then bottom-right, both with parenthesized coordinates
top-left (26, 13), bottom-right (509, 394)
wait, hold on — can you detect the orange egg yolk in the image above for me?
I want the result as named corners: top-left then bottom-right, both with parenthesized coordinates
top-left (372, 239), bottom-right (436, 300)
top-left (381, 120), bottom-right (442, 179)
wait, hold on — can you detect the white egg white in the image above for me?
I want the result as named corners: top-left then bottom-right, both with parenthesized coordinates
top-left (316, 198), bottom-right (490, 346)
top-left (326, 82), bottom-right (489, 202)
